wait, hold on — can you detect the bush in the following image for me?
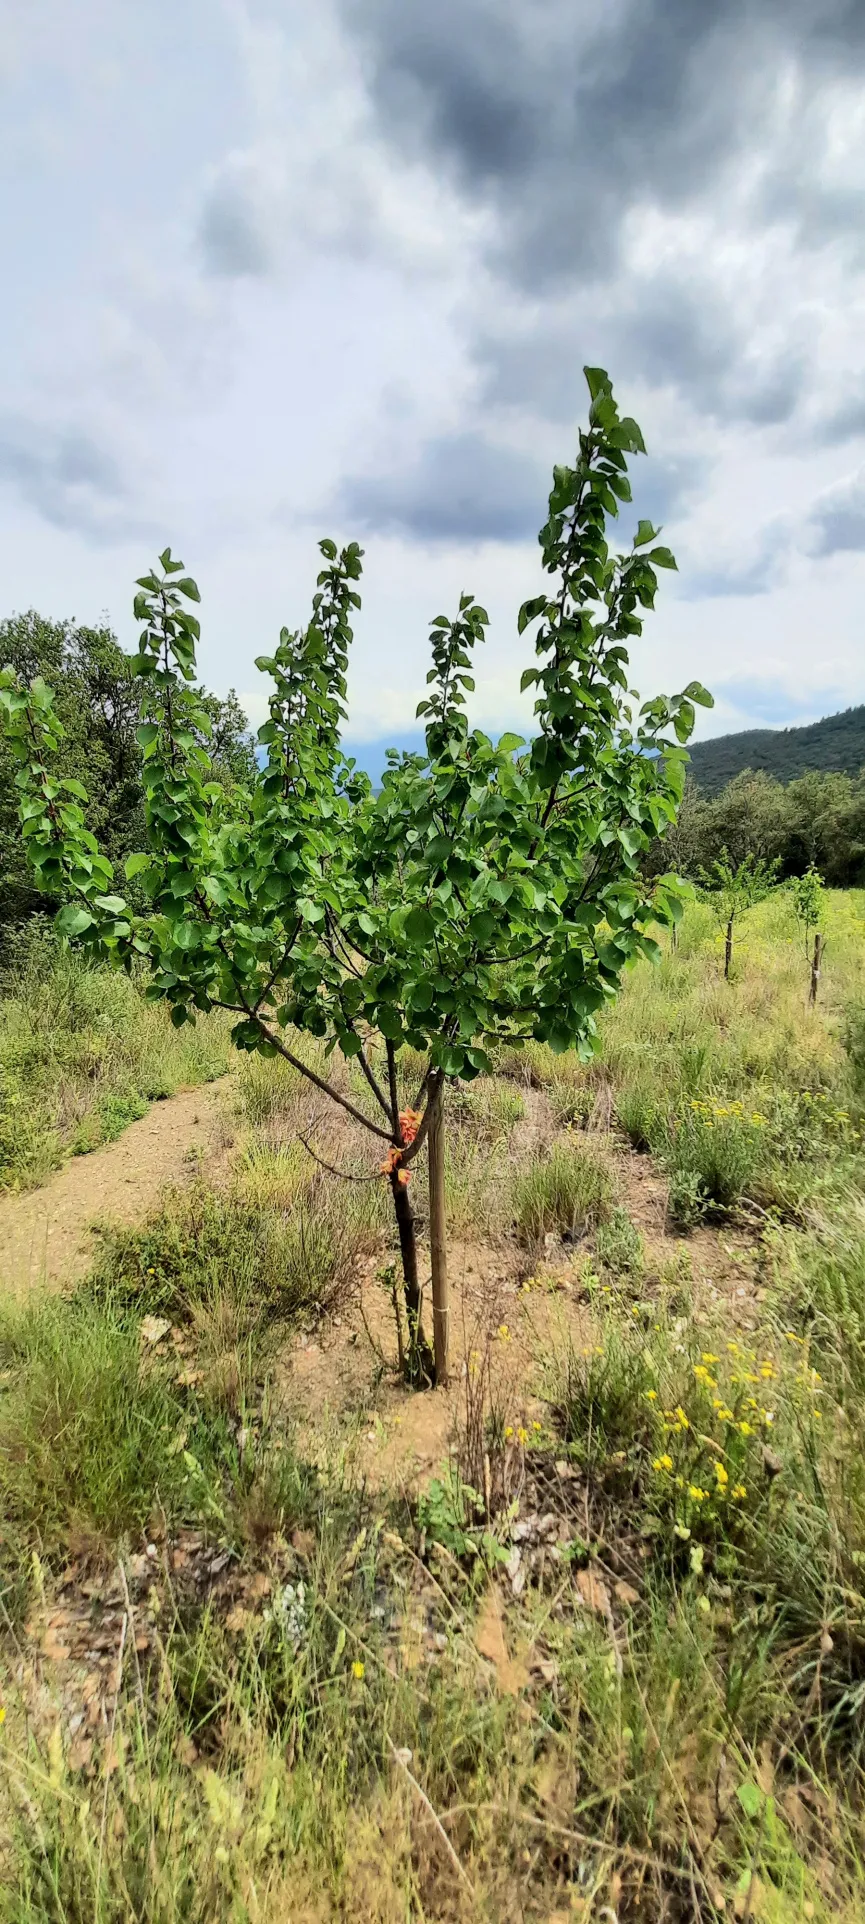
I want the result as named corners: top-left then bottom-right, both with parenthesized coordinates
top-left (88, 1179), bottom-right (367, 1330)
top-left (513, 1143), bottom-right (614, 1246)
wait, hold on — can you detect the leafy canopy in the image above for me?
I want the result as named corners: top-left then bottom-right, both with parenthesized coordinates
top-left (0, 368), bottom-right (711, 1127)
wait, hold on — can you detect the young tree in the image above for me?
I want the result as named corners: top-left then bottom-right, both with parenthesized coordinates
top-left (789, 864), bottom-right (827, 1005)
top-left (1, 367), bottom-right (711, 1385)
top-left (699, 850), bottom-right (779, 980)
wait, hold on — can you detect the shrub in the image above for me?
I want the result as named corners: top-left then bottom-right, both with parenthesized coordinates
top-left (513, 1143), bottom-right (614, 1246)
top-left (88, 1178), bottom-right (367, 1329)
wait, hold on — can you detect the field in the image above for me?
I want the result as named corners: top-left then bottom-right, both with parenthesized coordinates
top-left (2, 890), bottom-right (865, 1921)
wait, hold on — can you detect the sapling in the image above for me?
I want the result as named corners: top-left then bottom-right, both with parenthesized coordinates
top-left (1, 367), bottom-right (711, 1386)
top-left (790, 864), bottom-right (827, 1005)
top-left (699, 851), bottom-right (779, 980)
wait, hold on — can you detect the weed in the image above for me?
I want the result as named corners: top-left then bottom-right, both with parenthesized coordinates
top-left (594, 1205), bottom-right (644, 1275)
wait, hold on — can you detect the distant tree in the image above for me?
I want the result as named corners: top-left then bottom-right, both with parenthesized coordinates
top-left (699, 850), bottom-right (779, 980)
top-left (1, 367), bottom-right (711, 1386)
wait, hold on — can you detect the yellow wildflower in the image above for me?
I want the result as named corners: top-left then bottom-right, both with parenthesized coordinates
top-left (517, 1426), bottom-right (529, 1446)
top-left (688, 1485), bottom-right (707, 1502)
top-left (701, 1353), bottom-right (719, 1365)
top-left (732, 1484), bottom-right (747, 1501)
top-left (352, 1661), bottom-right (365, 1680)
top-left (739, 1421), bottom-right (754, 1436)
top-left (715, 1462), bottom-right (729, 1487)
top-left (653, 1454), bottom-right (673, 1473)
top-left (645, 1388), bottom-right (658, 1401)
top-left (497, 1324), bottom-right (511, 1342)
top-left (504, 1426), bottom-right (514, 1440)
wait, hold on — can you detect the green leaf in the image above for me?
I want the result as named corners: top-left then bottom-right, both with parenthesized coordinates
top-left (736, 1781), bottom-right (764, 1820)
top-left (682, 679), bottom-right (713, 708)
top-left (94, 894), bottom-right (127, 914)
top-left (634, 519), bottom-right (659, 548)
top-left (405, 906), bottom-right (435, 947)
top-left (583, 365), bottom-right (610, 402)
top-left (125, 852), bottom-right (152, 880)
top-left (56, 906), bottom-right (93, 936)
top-left (377, 1004), bottom-right (403, 1042)
top-left (648, 545), bottom-right (677, 570)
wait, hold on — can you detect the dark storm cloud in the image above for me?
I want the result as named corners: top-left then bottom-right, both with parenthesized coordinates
top-left (338, 0), bottom-right (864, 422)
top-left (0, 416), bottom-right (136, 542)
top-left (341, 0), bottom-right (865, 288)
top-left (338, 431), bottom-right (550, 542)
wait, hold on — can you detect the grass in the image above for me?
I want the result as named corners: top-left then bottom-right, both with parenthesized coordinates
top-left (513, 1140), bottom-right (615, 1245)
top-left (0, 934), bottom-right (230, 1191)
top-left (4, 891), bottom-right (865, 1916)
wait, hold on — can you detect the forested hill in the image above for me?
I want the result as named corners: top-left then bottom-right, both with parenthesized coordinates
top-left (689, 704), bottom-right (865, 794)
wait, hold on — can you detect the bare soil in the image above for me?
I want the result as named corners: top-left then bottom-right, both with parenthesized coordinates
top-left (0, 1080), bottom-right (230, 1299)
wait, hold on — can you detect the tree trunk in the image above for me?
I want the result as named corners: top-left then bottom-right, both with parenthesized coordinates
top-left (724, 917), bottom-right (733, 980)
top-left (427, 1073), bottom-right (449, 1387)
top-left (389, 1169), bottom-right (433, 1384)
top-left (809, 930), bottom-right (823, 1006)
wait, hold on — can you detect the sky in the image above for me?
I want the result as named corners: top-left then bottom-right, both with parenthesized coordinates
top-left (2, 0), bottom-right (864, 775)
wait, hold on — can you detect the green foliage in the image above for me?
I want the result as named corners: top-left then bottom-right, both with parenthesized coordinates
top-left (0, 610), bottom-right (255, 946)
top-left (646, 764), bottom-right (865, 888)
top-left (790, 862), bottom-right (826, 952)
top-left (0, 374), bottom-right (706, 1127)
top-left (513, 1141), bottom-right (614, 1245)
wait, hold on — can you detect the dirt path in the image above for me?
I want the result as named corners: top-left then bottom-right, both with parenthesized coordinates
top-left (0, 1081), bottom-right (230, 1300)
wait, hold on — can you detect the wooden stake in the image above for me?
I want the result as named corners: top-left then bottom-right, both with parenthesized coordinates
top-left (428, 1073), bottom-right (449, 1387)
top-left (809, 929), bottom-right (823, 1006)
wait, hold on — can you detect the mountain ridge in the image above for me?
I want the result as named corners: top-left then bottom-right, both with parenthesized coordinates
top-left (688, 703), bottom-right (865, 794)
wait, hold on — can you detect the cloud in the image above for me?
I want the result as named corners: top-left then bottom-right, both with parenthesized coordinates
top-left (806, 467), bottom-right (865, 554)
top-left (199, 166), bottom-right (271, 278)
top-left (711, 675), bottom-right (845, 726)
top-left (338, 430), bottom-right (550, 542)
top-left (339, 0), bottom-right (865, 441)
top-left (0, 415), bottom-right (137, 542)
top-left (342, 0), bottom-right (865, 284)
